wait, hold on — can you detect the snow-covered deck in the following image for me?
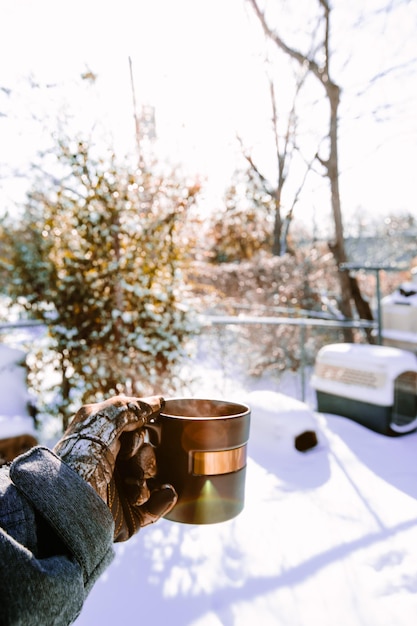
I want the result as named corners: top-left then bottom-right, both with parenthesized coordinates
top-left (75, 389), bottom-right (417, 626)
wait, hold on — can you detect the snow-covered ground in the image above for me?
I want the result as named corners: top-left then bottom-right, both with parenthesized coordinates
top-left (74, 361), bottom-right (417, 626)
top-left (0, 344), bottom-right (37, 440)
top-left (2, 328), bottom-right (417, 625)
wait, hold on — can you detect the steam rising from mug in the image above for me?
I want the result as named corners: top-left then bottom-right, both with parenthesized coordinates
top-left (148, 398), bottom-right (251, 524)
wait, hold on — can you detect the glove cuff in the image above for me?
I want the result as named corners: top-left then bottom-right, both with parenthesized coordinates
top-left (54, 435), bottom-right (115, 501)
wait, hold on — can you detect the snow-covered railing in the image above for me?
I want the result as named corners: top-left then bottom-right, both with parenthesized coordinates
top-left (200, 314), bottom-right (377, 401)
top-left (0, 320), bottom-right (45, 330)
top-left (201, 315), bottom-right (376, 329)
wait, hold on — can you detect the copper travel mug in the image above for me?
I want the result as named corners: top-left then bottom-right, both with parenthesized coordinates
top-left (148, 398), bottom-right (251, 524)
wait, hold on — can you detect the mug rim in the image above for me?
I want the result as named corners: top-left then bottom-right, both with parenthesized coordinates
top-left (160, 397), bottom-right (250, 420)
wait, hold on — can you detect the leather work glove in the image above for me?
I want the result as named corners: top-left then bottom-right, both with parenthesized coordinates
top-left (54, 395), bottom-right (177, 542)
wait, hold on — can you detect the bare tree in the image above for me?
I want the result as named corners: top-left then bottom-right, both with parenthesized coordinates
top-left (237, 53), bottom-right (315, 257)
top-left (247, 0), bottom-right (375, 339)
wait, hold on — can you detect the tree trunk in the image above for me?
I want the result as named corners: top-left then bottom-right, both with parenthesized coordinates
top-left (272, 190), bottom-right (282, 256)
top-left (349, 274), bottom-right (375, 342)
top-left (325, 81), bottom-right (374, 341)
top-left (325, 83), bottom-right (354, 341)
top-left (248, 0), bottom-right (375, 341)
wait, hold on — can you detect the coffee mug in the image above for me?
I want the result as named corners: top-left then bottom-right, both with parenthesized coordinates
top-left (147, 398), bottom-right (251, 524)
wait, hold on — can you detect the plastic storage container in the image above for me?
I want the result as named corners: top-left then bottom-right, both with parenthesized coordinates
top-left (311, 343), bottom-right (417, 436)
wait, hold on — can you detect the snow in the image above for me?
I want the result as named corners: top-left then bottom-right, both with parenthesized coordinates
top-left (0, 344), bottom-right (36, 438)
top-left (383, 283), bottom-right (417, 306)
top-left (2, 325), bottom-right (417, 625)
top-left (71, 364), bottom-right (417, 626)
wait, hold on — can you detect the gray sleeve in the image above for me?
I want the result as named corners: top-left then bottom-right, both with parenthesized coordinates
top-left (0, 446), bottom-right (115, 626)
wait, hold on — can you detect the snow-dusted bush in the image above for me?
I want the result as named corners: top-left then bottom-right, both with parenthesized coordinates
top-left (1, 138), bottom-right (201, 426)
top-left (187, 248), bottom-right (363, 380)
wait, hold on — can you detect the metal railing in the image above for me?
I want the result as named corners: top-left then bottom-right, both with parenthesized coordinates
top-left (0, 316), bottom-right (377, 403)
top-left (201, 314), bottom-right (377, 402)
top-left (0, 320), bottom-right (45, 330)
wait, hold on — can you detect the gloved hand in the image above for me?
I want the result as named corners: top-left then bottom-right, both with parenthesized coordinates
top-left (54, 395), bottom-right (177, 542)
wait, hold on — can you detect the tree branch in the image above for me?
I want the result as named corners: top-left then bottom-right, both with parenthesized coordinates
top-left (236, 134), bottom-right (274, 196)
top-left (247, 0), bottom-right (324, 82)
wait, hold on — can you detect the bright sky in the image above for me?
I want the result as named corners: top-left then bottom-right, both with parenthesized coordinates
top-left (1, 0), bottom-right (416, 231)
